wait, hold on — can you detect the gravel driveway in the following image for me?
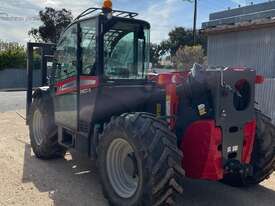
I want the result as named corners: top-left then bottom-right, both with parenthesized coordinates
top-left (0, 91), bottom-right (26, 112)
top-left (0, 92), bottom-right (274, 206)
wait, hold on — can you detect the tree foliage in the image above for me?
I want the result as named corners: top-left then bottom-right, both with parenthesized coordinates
top-left (28, 7), bottom-right (73, 43)
top-left (164, 27), bottom-right (207, 56)
top-left (150, 27), bottom-right (207, 68)
top-left (0, 40), bottom-right (41, 70)
top-left (172, 45), bottom-right (205, 71)
top-left (0, 43), bottom-right (26, 70)
top-left (150, 43), bottom-right (161, 67)
top-left (149, 41), bottom-right (172, 67)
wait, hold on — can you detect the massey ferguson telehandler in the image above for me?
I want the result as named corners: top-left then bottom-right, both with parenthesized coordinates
top-left (26, 1), bottom-right (275, 205)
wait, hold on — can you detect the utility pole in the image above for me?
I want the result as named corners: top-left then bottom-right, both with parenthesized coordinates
top-left (193, 0), bottom-right (197, 45)
top-left (182, 0), bottom-right (198, 45)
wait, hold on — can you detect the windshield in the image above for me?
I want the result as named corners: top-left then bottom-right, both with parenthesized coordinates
top-left (104, 21), bottom-right (150, 80)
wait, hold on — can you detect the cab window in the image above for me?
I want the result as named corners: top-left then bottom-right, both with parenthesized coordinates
top-left (80, 19), bottom-right (97, 75)
top-left (104, 22), bottom-right (150, 80)
top-left (55, 24), bottom-right (77, 82)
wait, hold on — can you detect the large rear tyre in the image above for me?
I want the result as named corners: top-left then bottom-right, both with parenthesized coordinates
top-left (222, 110), bottom-right (275, 187)
top-left (97, 113), bottom-right (185, 206)
top-left (29, 94), bottom-right (66, 159)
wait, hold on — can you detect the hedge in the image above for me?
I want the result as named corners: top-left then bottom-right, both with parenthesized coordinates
top-left (0, 46), bottom-right (41, 70)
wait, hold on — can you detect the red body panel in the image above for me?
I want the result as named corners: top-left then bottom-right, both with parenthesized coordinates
top-left (55, 76), bottom-right (99, 95)
top-left (151, 71), bottom-right (190, 85)
top-left (181, 120), bottom-right (257, 181)
top-left (151, 68), bottom-right (258, 181)
top-left (152, 71), bottom-right (189, 128)
top-left (242, 120), bottom-right (256, 163)
top-left (166, 84), bottom-right (178, 127)
top-left (181, 120), bottom-right (224, 180)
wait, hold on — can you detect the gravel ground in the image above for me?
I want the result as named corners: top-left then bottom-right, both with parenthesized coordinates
top-left (0, 92), bottom-right (274, 206)
top-left (0, 92), bottom-right (26, 112)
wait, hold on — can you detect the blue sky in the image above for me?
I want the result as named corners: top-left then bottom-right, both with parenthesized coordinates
top-left (0, 0), bottom-right (268, 43)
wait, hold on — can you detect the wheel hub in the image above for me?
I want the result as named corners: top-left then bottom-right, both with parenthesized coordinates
top-left (32, 109), bottom-right (44, 146)
top-left (106, 138), bottom-right (139, 198)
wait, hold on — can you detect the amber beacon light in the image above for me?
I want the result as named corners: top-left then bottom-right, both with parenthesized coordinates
top-left (103, 0), bottom-right (113, 11)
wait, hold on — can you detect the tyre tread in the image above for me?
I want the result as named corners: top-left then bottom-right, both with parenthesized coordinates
top-left (98, 112), bottom-right (185, 206)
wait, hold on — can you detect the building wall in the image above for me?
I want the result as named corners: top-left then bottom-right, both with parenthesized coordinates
top-left (256, 79), bottom-right (275, 124)
top-left (207, 28), bottom-right (275, 121)
top-left (208, 27), bottom-right (275, 78)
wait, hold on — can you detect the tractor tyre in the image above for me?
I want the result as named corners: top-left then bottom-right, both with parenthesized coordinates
top-left (29, 94), bottom-right (66, 159)
top-left (222, 110), bottom-right (275, 187)
top-left (97, 113), bottom-right (185, 206)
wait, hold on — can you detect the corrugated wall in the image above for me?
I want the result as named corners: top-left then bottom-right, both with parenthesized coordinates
top-left (208, 27), bottom-right (275, 78)
top-left (207, 27), bottom-right (275, 121)
top-left (256, 79), bottom-right (275, 124)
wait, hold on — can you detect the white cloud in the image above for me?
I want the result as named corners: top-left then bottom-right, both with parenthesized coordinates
top-left (140, 0), bottom-right (179, 43)
top-left (0, 21), bottom-right (34, 43)
top-left (27, 0), bottom-right (100, 16)
top-left (0, 0), bottom-right (100, 43)
top-left (0, 0), bottom-right (187, 43)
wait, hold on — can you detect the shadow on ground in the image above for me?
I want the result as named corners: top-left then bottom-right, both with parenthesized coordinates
top-left (22, 144), bottom-right (275, 206)
top-left (22, 144), bottom-right (107, 206)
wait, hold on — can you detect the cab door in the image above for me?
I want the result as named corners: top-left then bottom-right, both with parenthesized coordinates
top-left (78, 18), bottom-right (99, 134)
top-left (54, 24), bottom-right (78, 130)
top-left (92, 21), bottom-right (152, 122)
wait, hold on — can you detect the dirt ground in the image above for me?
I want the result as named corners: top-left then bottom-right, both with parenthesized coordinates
top-left (0, 110), bottom-right (275, 206)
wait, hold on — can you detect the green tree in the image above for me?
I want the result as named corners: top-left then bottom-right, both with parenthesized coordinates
top-left (0, 43), bottom-right (26, 70)
top-left (172, 45), bottom-right (206, 71)
top-left (159, 27), bottom-right (207, 57)
top-left (28, 7), bottom-right (73, 43)
top-left (150, 43), bottom-right (161, 66)
top-left (0, 40), bottom-right (42, 70)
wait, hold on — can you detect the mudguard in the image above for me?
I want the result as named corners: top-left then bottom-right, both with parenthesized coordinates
top-left (181, 120), bottom-right (224, 180)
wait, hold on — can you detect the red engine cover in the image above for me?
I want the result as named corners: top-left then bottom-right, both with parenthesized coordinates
top-left (181, 120), bottom-right (224, 180)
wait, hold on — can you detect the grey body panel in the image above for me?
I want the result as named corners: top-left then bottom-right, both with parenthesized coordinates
top-left (206, 68), bottom-right (256, 162)
top-left (202, 1), bottom-right (275, 123)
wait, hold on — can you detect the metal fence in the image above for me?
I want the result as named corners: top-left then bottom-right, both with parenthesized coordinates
top-left (0, 68), bottom-right (41, 90)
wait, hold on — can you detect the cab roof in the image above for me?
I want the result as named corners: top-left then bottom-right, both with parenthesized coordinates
top-left (68, 7), bottom-right (151, 30)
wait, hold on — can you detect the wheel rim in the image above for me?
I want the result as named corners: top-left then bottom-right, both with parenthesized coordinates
top-left (106, 138), bottom-right (139, 199)
top-left (32, 109), bottom-right (44, 146)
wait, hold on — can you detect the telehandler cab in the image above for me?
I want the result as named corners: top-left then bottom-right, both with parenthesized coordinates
top-left (26, 1), bottom-right (275, 205)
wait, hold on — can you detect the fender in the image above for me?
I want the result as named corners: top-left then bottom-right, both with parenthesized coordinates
top-left (32, 86), bottom-right (50, 99)
top-left (181, 120), bottom-right (224, 181)
top-left (26, 86), bottom-right (51, 125)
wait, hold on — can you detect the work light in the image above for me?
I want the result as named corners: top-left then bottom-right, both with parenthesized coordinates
top-left (103, 0), bottom-right (112, 11)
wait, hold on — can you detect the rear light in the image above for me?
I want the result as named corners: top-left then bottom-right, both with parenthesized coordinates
top-left (255, 75), bottom-right (265, 84)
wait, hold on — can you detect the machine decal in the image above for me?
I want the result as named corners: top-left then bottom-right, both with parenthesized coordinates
top-left (227, 145), bottom-right (239, 153)
top-left (55, 76), bottom-right (99, 95)
top-left (198, 104), bottom-right (207, 116)
top-left (156, 103), bottom-right (162, 117)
